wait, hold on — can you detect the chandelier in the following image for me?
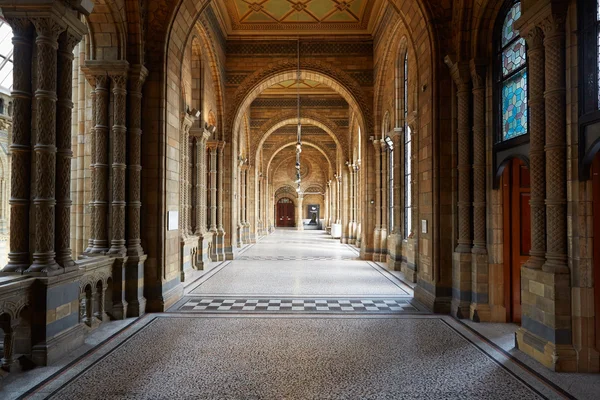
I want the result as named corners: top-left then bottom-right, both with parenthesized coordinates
top-left (295, 38), bottom-right (302, 193)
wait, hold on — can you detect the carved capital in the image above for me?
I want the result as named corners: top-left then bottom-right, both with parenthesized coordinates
top-left (110, 74), bottom-right (128, 91)
top-left (31, 17), bottom-right (65, 42)
top-left (469, 60), bottom-right (487, 90)
top-left (444, 55), bottom-right (470, 88)
top-left (539, 13), bottom-right (566, 38)
top-left (524, 26), bottom-right (544, 51)
top-left (5, 18), bottom-right (33, 37)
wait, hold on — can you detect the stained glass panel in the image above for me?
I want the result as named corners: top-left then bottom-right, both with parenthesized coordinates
top-left (597, 0), bottom-right (600, 21)
top-left (502, 37), bottom-right (526, 76)
top-left (502, 2), bottom-right (522, 47)
top-left (502, 70), bottom-right (528, 140)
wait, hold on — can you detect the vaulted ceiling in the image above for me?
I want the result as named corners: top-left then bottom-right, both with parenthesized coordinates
top-left (215, 0), bottom-right (384, 37)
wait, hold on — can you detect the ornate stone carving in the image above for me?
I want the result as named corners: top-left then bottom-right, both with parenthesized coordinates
top-left (27, 18), bottom-right (65, 273)
top-left (470, 60), bottom-right (487, 254)
top-left (109, 73), bottom-right (128, 256)
top-left (524, 26), bottom-right (546, 269)
top-left (5, 18), bottom-right (33, 272)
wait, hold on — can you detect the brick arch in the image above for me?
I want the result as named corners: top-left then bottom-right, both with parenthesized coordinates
top-left (267, 141), bottom-right (333, 179)
top-left (471, 0), bottom-right (507, 60)
top-left (373, 23), bottom-right (422, 138)
top-left (124, 0), bottom-right (144, 64)
top-left (183, 21), bottom-right (224, 133)
top-left (253, 118), bottom-right (344, 169)
top-left (85, 0), bottom-right (127, 61)
top-left (228, 61), bottom-right (371, 144)
top-left (254, 110), bottom-right (347, 156)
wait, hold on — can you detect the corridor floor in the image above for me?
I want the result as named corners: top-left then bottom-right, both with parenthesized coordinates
top-left (7, 230), bottom-right (596, 399)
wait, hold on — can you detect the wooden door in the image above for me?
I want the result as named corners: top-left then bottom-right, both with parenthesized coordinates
top-left (502, 158), bottom-right (531, 323)
top-left (277, 198), bottom-right (295, 227)
top-left (592, 153), bottom-right (600, 352)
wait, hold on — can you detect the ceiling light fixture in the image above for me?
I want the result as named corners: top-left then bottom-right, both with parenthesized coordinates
top-left (296, 37), bottom-right (302, 195)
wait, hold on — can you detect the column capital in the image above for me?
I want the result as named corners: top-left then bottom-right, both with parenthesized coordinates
top-left (469, 59), bottom-right (487, 90)
top-left (514, 0), bottom-right (568, 39)
top-left (444, 55), bottom-right (470, 88)
top-left (129, 64), bottom-right (148, 93)
top-left (181, 114), bottom-right (193, 134)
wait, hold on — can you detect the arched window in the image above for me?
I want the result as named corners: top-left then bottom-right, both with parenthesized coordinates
top-left (496, 1), bottom-right (528, 143)
top-left (404, 53), bottom-right (412, 238)
top-left (579, 0), bottom-right (600, 114)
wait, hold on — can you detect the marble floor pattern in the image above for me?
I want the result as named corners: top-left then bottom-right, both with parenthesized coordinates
top-left (3, 229), bottom-right (597, 399)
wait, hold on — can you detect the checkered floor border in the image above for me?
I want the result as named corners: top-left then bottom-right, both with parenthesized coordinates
top-left (237, 256), bottom-right (357, 261)
top-left (177, 298), bottom-right (419, 313)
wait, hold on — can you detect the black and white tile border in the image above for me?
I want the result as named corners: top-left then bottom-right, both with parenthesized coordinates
top-left (177, 298), bottom-right (420, 313)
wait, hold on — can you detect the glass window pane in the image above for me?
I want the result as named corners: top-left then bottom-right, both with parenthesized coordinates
top-left (597, 0), bottom-right (600, 21)
top-left (502, 69), bottom-right (528, 140)
top-left (502, 2), bottom-right (522, 47)
top-left (502, 37), bottom-right (526, 77)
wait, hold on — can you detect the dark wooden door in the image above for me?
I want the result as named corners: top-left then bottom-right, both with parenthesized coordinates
top-left (502, 158), bottom-right (531, 323)
top-left (593, 153), bottom-right (600, 352)
top-left (277, 198), bottom-right (295, 227)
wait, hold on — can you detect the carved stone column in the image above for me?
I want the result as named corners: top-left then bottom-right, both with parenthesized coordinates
top-left (4, 19), bottom-right (33, 272)
top-left (525, 27), bottom-right (546, 270)
top-left (347, 162), bottom-right (355, 243)
top-left (28, 18), bottom-right (65, 273)
top-left (208, 142), bottom-right (218, 233)
top-left (108, 73), bottom-right (128, 255)
top-left (380, 142), bottom-right (388, 255)
top-left (195, 129), bottom-right (210, 235)
top-left (391, 129), bottom-right (402, 233)
top-left (445, 56), bottom-right (472, 318)
top-left (126, 65), bottom-right (147, 317)
top-left (54, 31), bottom-right (78, 270)
top-left (372, 140), bottom-right (382, 255)
top-left (217, 142), bottom-right (225, 253)
top-left (470, 61), bottom-right (490, 321)
top-left (336, 175), bottom-right (341, 223)
top-left (541, 17), bottom-right (568, 274)
top-left (91, 74), bottom-right (110, 253)
top-left (127, 65), bottom-right (148, 258)
top-left (180, 115), bottom-right (193, 238)
top-left (296, 195), bottom-right (304, 231)
top-left (0, 327), bottom-right (14, 370)
top-left (84, 80), bottom-right (96, 254)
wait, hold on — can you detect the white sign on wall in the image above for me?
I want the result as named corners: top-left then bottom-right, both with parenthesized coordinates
top-left (168, 211), bottom-right (179, 231)
top-left (421, 219), bottom-right (428, 234)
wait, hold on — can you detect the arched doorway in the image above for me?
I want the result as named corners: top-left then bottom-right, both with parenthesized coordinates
top-left (277, 198), bottom-right (295, 228)
top-left (502, 158), bottom-right (531, 323)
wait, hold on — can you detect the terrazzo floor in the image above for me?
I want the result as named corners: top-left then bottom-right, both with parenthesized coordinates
top-left (3, 229), bottom-right (597, 399)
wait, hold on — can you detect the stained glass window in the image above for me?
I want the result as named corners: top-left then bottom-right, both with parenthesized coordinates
top-left (404, 53), bottom-right (412, 239)
top-left (497, 1), bottom-right (528, 142)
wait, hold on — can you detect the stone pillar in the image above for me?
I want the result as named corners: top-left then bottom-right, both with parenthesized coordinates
top-left (208, 142), bottom-right (218, 233)
top-left (296, 195), bottom-right (304, 231)
top-left (54, 31), bottom-right (78, 270)
top-left (4, 18), bottom-right (33, 272)
top-left (108, 73), bottom-right (128, 256)
top-left (373, 140), bottom-right (382, 256)
top-left (28, 18), bottom-right (65, 273)
top-left (347, 162), bottom-right (355, 243)
top-left (391, 129), bottom-right (402, 233)
top-left (380, 143), bottom-right (388, 257)
top-left (336, 174), bottom-right (341, 223)
top-left (91, 74), bottom-right (110, 254)
top-left (84, 83), bottom-right (96, 254)
top-left (241, 165), bottom-right (247, 241)
top-left (469, 61), bottom-right (490, 321)
top-left (516, 9), bottom-right (576, 371)
top-left (126, 65), bottom-right (148, 317)
top-left (216, 142), bottom-right (226, 259)
top-left (524, 27), bottom-right (546, 270)
top-left (195, 129), bottom-right (210, 235)
top-left (446, 56), bottom-right (472, 318)
top-left (180, 115), bottom-right (193, 238)
top-left (541, 17), bottom-right (568, 275)
top-left (0, 327), bottom-right (14, 370)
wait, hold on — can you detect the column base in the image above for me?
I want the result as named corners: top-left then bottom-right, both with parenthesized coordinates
top-left (31, 323), bottom-right (85, 366)
top-left (213, 230), bottom-right (226, 261)
top-left (414, 283), bottom-right (451, 314)
top-left (110, 256), bottom-right (129, 320)
top-left (451, 251), bottom-right (472, 319)
top-left (516, 328), bottom-right (578, 372)
top-left (126, 254), bottom-right (147, 318)
top-left (470, 252), bottom-right (489, 321)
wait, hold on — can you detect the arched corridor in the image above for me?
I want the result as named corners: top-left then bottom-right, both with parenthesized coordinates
top-left (1, 0), bottom-right (600, 397)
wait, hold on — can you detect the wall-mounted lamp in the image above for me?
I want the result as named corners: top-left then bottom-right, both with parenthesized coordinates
top-left (370, 199), bottom-right (375, 205)
top-left (188, 108), bottom-right (201, 118)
